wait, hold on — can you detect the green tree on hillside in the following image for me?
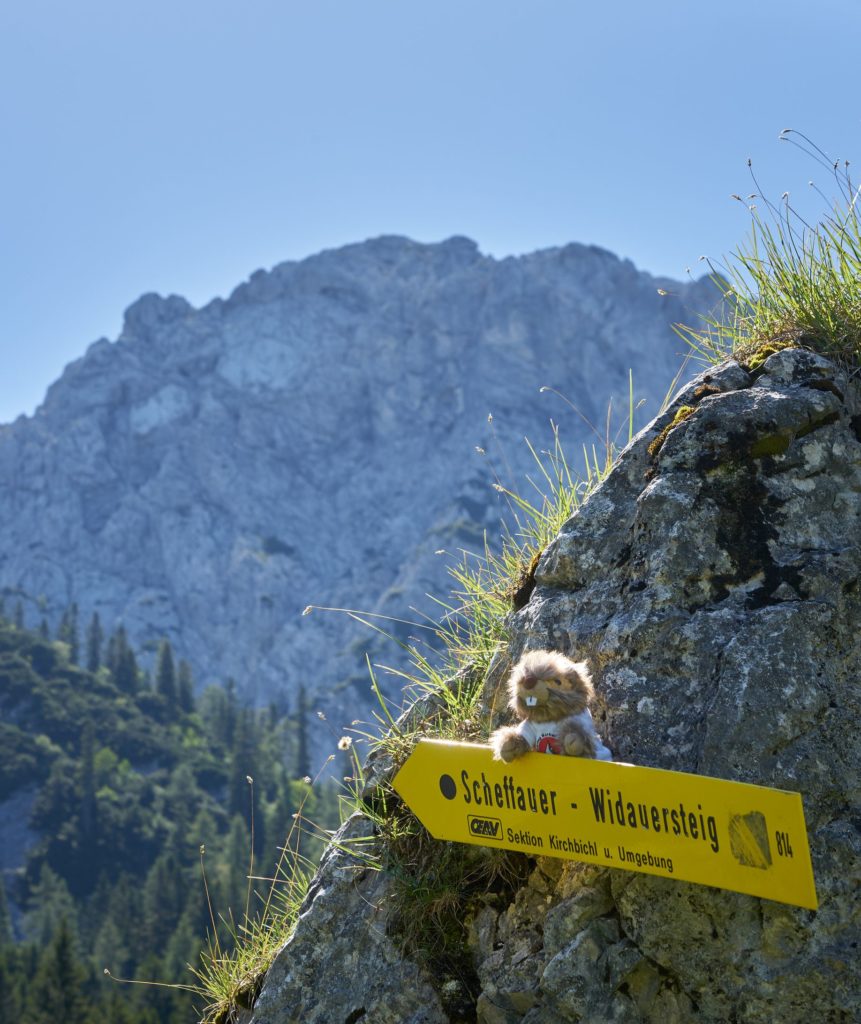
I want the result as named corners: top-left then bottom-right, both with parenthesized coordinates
top-left (177, 659), bottom-right (194, 713)
top-left (23, 866), bottom-right (79, 947)
top-left (78, 722), bottom-right (98, 854)
top-left (58, 602), bottom-right (80, 664)
top-left (105, 625), bottom-right (140, 694)
top-left (296, 684), bottom-right (310, 779)
top-left (141, 852), bottom-right (186, 954)
top-left (0, 876), bottom-right (12, 943)
top-left (155, 639), bottom-right (177, 706)
top-left (86, 612), bottom-right (103, 674)
top-left (27, 918), bottom-right (92, 1024)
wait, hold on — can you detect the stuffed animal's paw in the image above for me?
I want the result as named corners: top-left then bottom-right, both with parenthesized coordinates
top-left (561, 723), bottom-right (597, 758)
top-left (490, 726), bottom-right (530, 762)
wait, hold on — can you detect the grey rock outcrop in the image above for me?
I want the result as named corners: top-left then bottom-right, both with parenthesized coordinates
top-left (249, 814), bottom-right (450, 1024)
top-left (251, 348), bottom-right (860, 1022)
top-left (0, 236), bottom-right (709, 729)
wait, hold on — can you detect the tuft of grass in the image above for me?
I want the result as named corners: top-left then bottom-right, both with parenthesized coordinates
top-left (185, 771), bottom-right (346, 1024)
top-left (189, 838), bottom-right (315, 1024)
top-left (677, 130), bottom-right (861, 369)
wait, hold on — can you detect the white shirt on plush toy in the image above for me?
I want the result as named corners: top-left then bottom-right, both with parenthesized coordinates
top-left (516, 710), bottom-right (613, 761)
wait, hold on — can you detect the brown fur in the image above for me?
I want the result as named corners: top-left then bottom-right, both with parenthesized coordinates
top-left (490, 649), bottom-right (598, 763)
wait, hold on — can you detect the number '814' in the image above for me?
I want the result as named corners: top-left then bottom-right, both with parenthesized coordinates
top-left (775, 830), bottom-right (794, 858)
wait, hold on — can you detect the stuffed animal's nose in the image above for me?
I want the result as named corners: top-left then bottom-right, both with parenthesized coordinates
top-left (522, 676), bottom-right (537, 690)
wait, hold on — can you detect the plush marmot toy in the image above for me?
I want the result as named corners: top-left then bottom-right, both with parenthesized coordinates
top-left (490, 649), bottom-right (612, 762)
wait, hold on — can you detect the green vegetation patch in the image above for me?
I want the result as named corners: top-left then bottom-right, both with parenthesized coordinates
top-left (0, 611), bottom-right (340, 1024)
top-left (676, 131), bottom-right (861, 371)
top-left (647, 405), bottom-right (695, 458)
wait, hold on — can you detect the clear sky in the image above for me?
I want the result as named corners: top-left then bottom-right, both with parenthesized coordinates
top-left (1, 0), bottom-right (859, 424)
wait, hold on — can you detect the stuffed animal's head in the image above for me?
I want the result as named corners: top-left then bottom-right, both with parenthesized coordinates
top-left (507, 649), bottom-right (593, 724)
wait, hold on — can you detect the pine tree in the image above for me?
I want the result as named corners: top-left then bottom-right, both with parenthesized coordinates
top-left (161, 909), bottom-right (198, 985)
top-left (164, 764), bottom-right (199, 865)
top-left (117, 636), bottom-right (139, 694)
top-left (296, 684), bottom-right (311, 779)
top-left (267, 775), bottom-right (297, 853)
top-left (58, 602), bottom-right (80, 663)
top-left (106, 626), bottom-right (139, 693)
top-left (176, 658), bottom-right (194, 713)
top-left (227, 710), bottom-right (256, 817)
top-left (23, 865), bottom-right (79, 946)
top-left (93, 914), bottom-right (130, 981)
top-left (140, 852), bottom-right (185, 953)
top-left (155, 639), bottom-right (177, 705)
top-left (103, 875), bottom-right (145, 966)
top-left (223, 815), bottom-right (252, 923)
top-left (78, 721), bottom-right (98, 854)
top-left (224, 677), bottom-right (238, 746)
top-left (86, 612), bottom-right (103, 673)
top-left (103, 991), bottom-right (140, 1024)
top-left (0, 875), bottom-right (12, 943)
top-left (27, 917), bottom-right (91, 1024)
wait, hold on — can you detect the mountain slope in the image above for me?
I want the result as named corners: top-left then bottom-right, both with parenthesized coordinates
top-left (0, 236), bottom-right (713, 727)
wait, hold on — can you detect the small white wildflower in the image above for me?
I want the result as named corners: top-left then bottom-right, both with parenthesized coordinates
top-left (302, 606), bottom-right (313, 616)
top-left (246, 775), bottom-right (253, 784)
top-left (338, 736), bottom-right (353, 751)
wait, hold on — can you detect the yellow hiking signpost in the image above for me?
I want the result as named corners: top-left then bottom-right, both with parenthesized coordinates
top-left (392, 740), bottom-right (817, 909)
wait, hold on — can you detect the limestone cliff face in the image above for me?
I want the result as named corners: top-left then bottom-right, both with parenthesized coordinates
top-left (0, 236), bottom-right (707, 721)
top-left (249, 348), bottom-right (860, 1023)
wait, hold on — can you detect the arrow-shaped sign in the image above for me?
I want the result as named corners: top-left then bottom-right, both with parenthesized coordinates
top-left (392, 740), bottom-right (817, 909)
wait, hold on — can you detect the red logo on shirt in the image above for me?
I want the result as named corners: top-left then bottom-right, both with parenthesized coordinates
top-left (536, 735), bottom-right (562, 755)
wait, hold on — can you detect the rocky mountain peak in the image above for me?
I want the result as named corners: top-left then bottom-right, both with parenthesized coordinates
top-left (0, 236), bottom-right (712, 727)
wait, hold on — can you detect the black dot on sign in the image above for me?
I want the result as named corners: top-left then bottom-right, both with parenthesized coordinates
top-left (439, 774), bottom-right (456, 800)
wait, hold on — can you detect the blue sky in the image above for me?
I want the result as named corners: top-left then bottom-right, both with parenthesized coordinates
top-left (1, 0), bottom-right (859, 423)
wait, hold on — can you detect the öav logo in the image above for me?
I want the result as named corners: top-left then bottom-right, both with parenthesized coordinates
top-left (468, 815), bottom-right (502, 839)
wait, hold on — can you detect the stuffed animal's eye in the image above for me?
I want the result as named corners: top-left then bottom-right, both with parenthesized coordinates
top-left (545, 677), bottom-right (560, 687)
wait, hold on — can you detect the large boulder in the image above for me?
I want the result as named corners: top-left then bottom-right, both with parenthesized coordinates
top-left (251, 348), bottom-right (860, 1023)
